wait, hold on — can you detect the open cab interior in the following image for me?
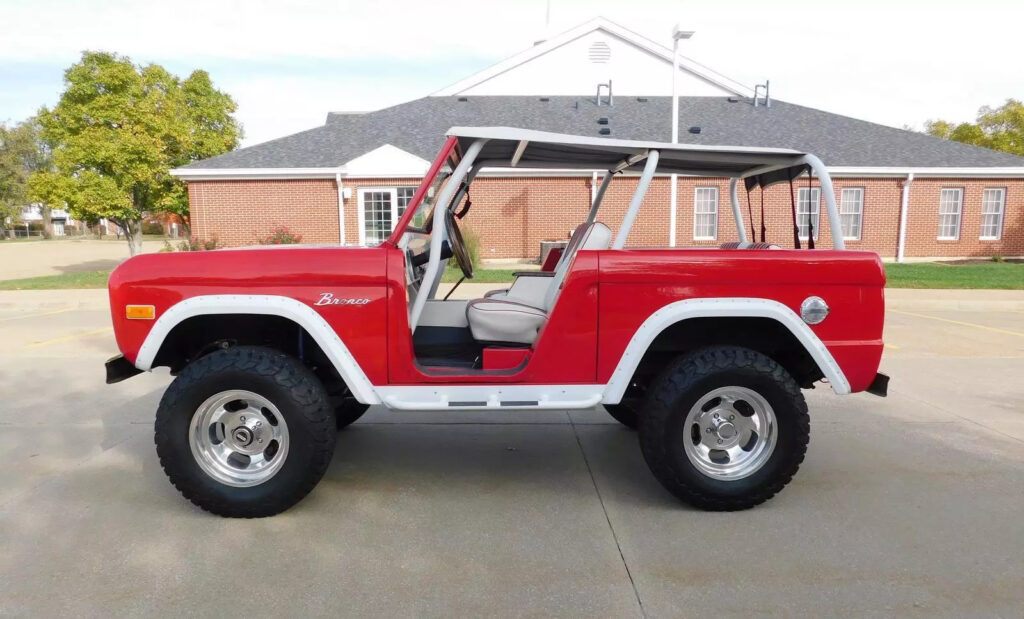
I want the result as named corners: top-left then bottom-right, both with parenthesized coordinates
top-left (386, 127), bottom-right (850, 379)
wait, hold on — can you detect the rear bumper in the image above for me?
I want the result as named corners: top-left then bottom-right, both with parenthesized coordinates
top-left (105, 354), bottom-right (143, 384)
top-left (866, 372), bottom-right (889, 397)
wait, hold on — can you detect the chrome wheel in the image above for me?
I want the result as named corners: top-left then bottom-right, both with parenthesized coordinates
top-left (188, 389), bottom-right (289, 487)
top-left (683, 386), bottom-right (777, 481)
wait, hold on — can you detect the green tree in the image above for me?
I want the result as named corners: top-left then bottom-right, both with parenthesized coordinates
top-left (0, 118), bottom-right (51, 237)
top-left (31, 51), bottom-right (240, 255)
top-left (925, 99), bottom-right (1024, 157)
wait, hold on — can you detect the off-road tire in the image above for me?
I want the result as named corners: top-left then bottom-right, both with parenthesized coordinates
top-left (335, 400), bottom-right (370, 430)
top-left (603, 400), bottom-right (639, 429)
top-left (155, 346), bottom-right (336, 518)
top-left (638, 346), bottom-right (809, 511)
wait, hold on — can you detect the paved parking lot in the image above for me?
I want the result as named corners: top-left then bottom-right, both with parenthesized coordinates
top-left (1, 289), bottom-right (1022, 616)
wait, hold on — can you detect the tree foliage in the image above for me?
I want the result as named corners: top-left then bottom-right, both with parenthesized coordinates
top-left (0, 118), bottom-right (50, 234)
top-left (925, 99), bottom-right (1024, 157)
top-left (30, 52), bottom-right (240, 254)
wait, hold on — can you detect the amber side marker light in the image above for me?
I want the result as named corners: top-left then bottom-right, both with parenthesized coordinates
top-left (125, 305), bottom-right (156, 320)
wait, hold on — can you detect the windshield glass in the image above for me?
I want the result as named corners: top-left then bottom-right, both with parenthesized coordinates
top-left (400, 165), bottom-right (452, 260)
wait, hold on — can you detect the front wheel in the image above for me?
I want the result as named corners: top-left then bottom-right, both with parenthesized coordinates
top-left (638, 346), bottom-right (809, 511)
top-left (155, 346), bottom-right (336, 517)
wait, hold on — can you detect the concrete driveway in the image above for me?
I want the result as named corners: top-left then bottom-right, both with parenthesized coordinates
top-left (0, 289), bottom-right (1022, 616)
top-left (0, 239), bottom-right (164, 280)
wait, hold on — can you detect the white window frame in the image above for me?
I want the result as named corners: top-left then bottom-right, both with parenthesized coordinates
top-left (693, 186), bottom-right (719, 241)
top-left (980, 188), bottom-right (1005, 240)
top-left (839, 188), bottom-right (863, 241)
top-left (357, 186), bottom-right (417, 245)
top-left (938, 188), bottom-right (963, 241)
top-left (796, 187), bottom-right (821, 241)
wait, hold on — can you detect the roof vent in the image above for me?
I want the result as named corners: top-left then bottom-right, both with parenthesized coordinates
top-left (598, 127), bottom-right (611, 135)
top-left (597, 117), bottom-right (609, 125)
top-left (457, 96), bottom-right (468, 102)
top-left (636, 97), bottom-right (649, 103)
top-left (588, 41), bottom-right (611, 63)
top-left (727, 96), bottom-right (739, 103)
top-left (689, 126), bottom-right (702, 134)
top-left (539, 97), bottom-right (550, 102)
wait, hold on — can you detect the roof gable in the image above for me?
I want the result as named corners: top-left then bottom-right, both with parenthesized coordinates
top-left (432, 17), bottom-right (751, 98)
top-left (343, 144), bottom-right (431, 177)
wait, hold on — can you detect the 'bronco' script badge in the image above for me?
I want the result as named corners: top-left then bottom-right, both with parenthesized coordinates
top-left (315, 292), bottom-right (370, 306)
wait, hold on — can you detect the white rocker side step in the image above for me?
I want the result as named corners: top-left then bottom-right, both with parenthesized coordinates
top-left (375, 385), bottom-right (605, 411)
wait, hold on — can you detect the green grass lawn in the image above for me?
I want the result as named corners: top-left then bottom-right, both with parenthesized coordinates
top-left (1, 262), bottom-right (1019, 290)
top-left (0, 270), bottom-right (111, 290)
top-left (885, 261), bottom-right (1024, 290)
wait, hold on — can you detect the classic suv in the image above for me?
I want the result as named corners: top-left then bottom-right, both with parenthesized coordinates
top-left (106, 127), bottom-right (888, 517)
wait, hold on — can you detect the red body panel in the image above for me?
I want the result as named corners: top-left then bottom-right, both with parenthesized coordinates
top-left (594, 249), bottom-right (885, 392)
top-left (109, 243), bottom-right (884, 395)
top-left (108, 247), bottom-right (391, 383)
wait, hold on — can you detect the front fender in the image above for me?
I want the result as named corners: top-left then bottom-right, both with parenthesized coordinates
top-left (133, 294), bottom-right (381, 405)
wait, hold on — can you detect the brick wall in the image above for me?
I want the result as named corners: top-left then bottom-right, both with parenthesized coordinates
top-left (186, 175), bottom-right (1024, 259)
top-left (189, 179), bottom-right (339, 247)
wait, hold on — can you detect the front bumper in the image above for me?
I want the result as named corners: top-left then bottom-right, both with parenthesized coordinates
top-left (105, 355), bottom-right (143, 384)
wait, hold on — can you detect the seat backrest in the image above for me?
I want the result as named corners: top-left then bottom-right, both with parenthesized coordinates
top-left (543, 222), bottom-right (611, 311)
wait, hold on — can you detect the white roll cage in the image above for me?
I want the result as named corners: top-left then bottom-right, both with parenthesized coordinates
top-left (408, 127), bottom-right (845, 330)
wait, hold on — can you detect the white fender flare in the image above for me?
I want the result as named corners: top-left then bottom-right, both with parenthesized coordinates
top-left (134, 294), bottom-right (381, 405)
top-left (601, 297), bottom-right (851, 404)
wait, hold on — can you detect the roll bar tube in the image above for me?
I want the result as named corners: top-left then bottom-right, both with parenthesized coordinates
top-left (728, 178), bottom-right (749, 244)
top-left (800, 154), bottom-right (844, 250)
top-left (612, 150), bottom-right (660, 249)
top-left (409, 138), bottom-right (487, 332)
top-left (587, 171), bottom-right (614, 223)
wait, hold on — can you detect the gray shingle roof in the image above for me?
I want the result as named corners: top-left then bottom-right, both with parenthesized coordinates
top-left (182, 96), bottom-right (1024, 170)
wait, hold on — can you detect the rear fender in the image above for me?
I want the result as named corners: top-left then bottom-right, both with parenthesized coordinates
top-left (602, 297), bottom-right (850, 404)
top-left (134, 294), bottom-right (380, 405)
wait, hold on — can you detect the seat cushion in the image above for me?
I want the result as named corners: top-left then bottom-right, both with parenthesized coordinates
top-left (465, 297), bottom-right (547, 344)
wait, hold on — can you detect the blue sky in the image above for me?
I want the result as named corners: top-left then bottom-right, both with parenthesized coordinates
top-left (2, 0), bottom-right (1022, 146)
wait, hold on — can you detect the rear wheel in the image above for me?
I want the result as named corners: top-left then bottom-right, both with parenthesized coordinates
top-left (638, 346), bottom-right (809, 511)
top-left (155, 346), bottom-right (336, 517)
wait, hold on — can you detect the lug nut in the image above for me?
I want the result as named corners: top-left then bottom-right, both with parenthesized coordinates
top-left (717, 439), bottom-right (723, 444)
top-left (713, 412), bottom-right (719, 419)
top-left (729, 415), bottom-right (735, 421)
top-left (240, 416), bottom-right (246, 422)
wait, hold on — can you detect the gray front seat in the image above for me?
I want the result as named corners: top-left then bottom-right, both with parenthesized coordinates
top-left (465, 222), bottom-right (612, 344)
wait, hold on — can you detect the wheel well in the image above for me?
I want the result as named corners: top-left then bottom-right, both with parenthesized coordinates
top-left (151, 314), bottom-right (352, 397)
top-left (625, 317), bottom-right (825, 396)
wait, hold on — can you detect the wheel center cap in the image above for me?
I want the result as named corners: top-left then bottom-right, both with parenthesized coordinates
top-left (232, 427), bottom-right (254, 446)
top-left (716, 421), bottom-right (737, 440)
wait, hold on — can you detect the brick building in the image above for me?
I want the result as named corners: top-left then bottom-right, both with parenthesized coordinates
top-left (173, 18), bottom-right (1024, 261)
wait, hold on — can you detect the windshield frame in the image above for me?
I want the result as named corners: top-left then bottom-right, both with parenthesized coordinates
top-left (384, 136), bottom-right (460, 247)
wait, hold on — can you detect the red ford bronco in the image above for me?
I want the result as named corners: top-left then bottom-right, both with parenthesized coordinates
top-left (106, 127), bottom-right (888, 517)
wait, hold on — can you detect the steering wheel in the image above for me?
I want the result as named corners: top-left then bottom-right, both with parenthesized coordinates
top-left (445, 208), bottom-right (473, 279)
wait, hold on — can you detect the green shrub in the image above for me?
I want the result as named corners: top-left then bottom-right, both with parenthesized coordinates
top-left (142, 221), bottom-right (164, 235)
top-left (991, 254), bottom-right (1005, 263)
top-left (175, 235), bottom-right (219, 251)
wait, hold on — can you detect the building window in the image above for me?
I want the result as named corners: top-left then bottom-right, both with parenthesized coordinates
top-left (796, 187), bottom-right (821, 241)
top-left (840, 188), bottom-right (863, 240)
top-left (358, 186), bottom-right (417, 245)
top-left (693, 187), bottom-right (718, 240)
top-left (980, 188), bottom-right (1005, 240)
top-left (938, 188), bottom-right (963, 240)
top-left (397, 187), bottom-right (416, 217)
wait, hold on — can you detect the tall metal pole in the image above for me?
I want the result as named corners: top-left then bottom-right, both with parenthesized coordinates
top-left (669, 30), bottom-right (679, 248)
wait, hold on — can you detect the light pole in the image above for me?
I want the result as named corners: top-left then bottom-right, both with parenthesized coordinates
top-left (669, 26), bottom-right (694, 248)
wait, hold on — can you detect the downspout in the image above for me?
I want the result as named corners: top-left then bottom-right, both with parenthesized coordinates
top-left (897, 172), bottom-right (914, 262)
top-left (335, 170), bottom-right (345, 245)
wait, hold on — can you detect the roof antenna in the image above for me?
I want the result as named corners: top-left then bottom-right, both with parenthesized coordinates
top-left (534, 0), bottom-right (551, 45)
top-left (596, 80), bottom-right (613, 106)
top-left (753, 80), bottom-right (771, 108)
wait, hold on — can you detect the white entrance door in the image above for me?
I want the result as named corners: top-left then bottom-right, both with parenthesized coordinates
top-left (358, 188), bottom-right (399, 246)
